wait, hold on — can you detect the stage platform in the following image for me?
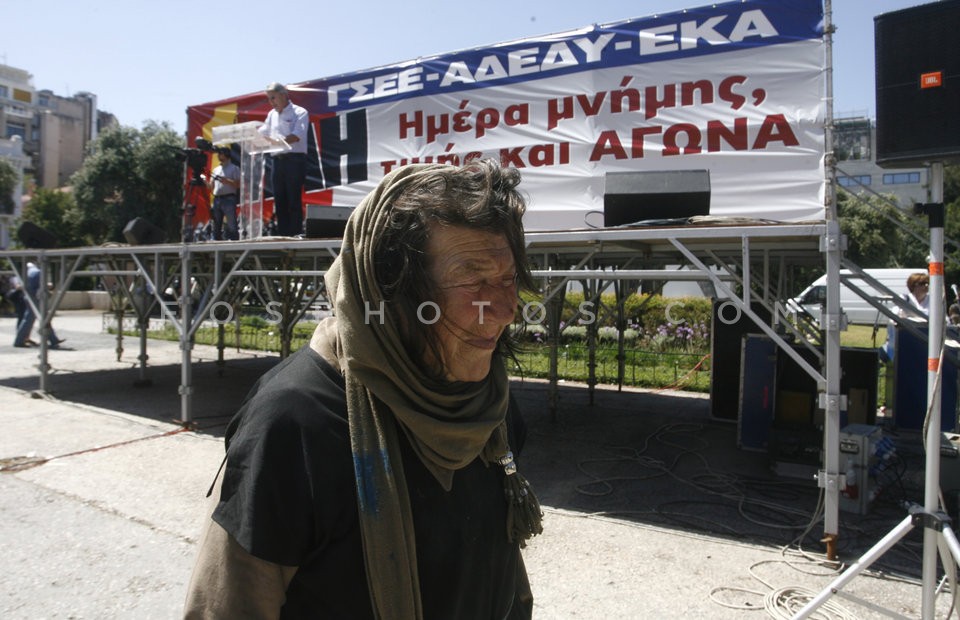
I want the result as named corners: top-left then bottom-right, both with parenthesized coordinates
top-left (0, 223), bottom-right (828, 422)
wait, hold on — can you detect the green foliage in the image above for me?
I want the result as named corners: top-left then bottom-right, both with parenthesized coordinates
top-left (495, 291), bottom-right (714, 390)
top-left (514, 292), bottom-right (712, 353)
top-left (945, 164), bottom-right (960, 208)
top-left (0, 158), bottom-right (16, 215)
top-left (510, 344), bottom-right (711, 392)
top-left (837, 190), bottom-right (926, 268)
top-left (134, 317), bottom-right (318, 353)
top-left (133, 298), bottom-right (882, 395)
top-left (70, 121), bottom-right (185, 246)
top-left (837, 163), bottom-right (960, 284)
top-left (944, 165), bottom-right (960, 285)
top-left (529, 290), bottom-right (712, 335)
top-left (241, 315), bottom-right (271, 329)
top-left (17, 187), bottom-right (84, 248)
top-left (622, 294), bottom-right (712, 333)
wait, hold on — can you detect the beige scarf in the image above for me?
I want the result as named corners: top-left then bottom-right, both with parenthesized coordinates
top-left (310, 164), bottom-right (542, 620)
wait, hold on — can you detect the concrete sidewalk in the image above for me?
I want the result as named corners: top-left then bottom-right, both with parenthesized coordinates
top-left (0, 310), bottom-right (953, 618)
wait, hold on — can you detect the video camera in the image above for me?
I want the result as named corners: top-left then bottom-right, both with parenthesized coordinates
top-left (175, 137), bottom-right (218, 184)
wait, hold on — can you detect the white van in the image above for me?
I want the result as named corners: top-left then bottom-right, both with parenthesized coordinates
top-left (790, 268), bottom-right (926, 326)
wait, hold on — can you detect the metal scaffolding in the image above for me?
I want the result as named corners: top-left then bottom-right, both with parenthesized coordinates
top-left (0, 220), bottom-right (858, 566)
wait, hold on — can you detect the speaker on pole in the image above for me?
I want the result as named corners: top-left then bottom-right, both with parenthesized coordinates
top-left (17, 221), bottom-right (58, 249)
top-left (875, 1), bottom-right (960, 167)
top-left (123, 217), bottom-right (167, 245)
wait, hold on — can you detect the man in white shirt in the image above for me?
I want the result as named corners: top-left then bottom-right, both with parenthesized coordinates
top-left (205, 148), bottom-right (241, 240)
top-left (259, 82), bottom-right (310, 237)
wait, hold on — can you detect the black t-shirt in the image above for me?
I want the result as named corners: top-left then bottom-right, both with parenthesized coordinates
top-left (214, 347), bottom-right (532, 619)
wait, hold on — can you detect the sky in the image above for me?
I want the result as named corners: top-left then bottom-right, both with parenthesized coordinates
top-left (3, 0), bottom-right (930, 137)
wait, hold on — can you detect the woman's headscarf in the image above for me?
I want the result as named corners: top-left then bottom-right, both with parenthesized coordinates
top-left (310, 163), bottom-right (541, 620)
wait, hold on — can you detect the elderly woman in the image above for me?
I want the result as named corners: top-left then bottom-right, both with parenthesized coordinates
top-left (185, 160), bottom-right (541, 619)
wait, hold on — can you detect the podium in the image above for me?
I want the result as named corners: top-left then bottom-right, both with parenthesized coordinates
top-left (212, 122), bottom-right (290, 240)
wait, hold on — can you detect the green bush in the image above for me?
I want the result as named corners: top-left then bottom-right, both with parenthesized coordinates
top-left (514, 292), bottom-right (712, 352)
top-left (519, 290), bottom-right (712, 333)
top-left (509, 343), bottom-right (711, 392)
top-left (134, 292), bottom-right (717, 392)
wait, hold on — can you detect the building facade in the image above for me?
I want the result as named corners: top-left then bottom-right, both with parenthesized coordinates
top-left (0, 62), bottom-right (117, 248)
top-left (0, 136), bottom-right (28, 249)
top-left (34, 90), bottom-right (119, 188)
top-left (0, 64), bottom-right (35, 148)
top-left (0, 63), bottom-right (116, 192)
top-left (833, 115), bottom-right (930, 209)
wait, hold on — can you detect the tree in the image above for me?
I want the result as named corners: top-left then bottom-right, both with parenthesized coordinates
top-left (943, 165), bottom-right (960, 288)
top-left (0, 157), bottom-right (17, 215)
top-left (838, 164), bottom-right (960, 284)
top-left (70, 121), bottom-right (185, 245)
top-left (837, 190), bottom-right (926, 268)
top-left (18, 187), bottom-right (83, 248)
top-left (944, 163), bottom-right (960, 209)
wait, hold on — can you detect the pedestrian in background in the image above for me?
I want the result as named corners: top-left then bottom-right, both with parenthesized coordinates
top-left (14, 262), bottom-right (64, 349)
top-left (902, 272), bottom-right (930, 317)
top-left (3, 273), bottom-right (26, 327)
top-left (882, 271), bottom-right (932, 363)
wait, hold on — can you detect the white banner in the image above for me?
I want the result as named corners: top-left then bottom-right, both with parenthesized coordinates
top-left (189, 0), bottom-right (826, 230)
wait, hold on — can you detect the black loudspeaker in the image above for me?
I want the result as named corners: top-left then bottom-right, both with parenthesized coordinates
top-left (875, 1), bottom-right (960, 166)
top-left (710, 300), bottom-right (771, 420)
top-left (17, 221), bottom-right (58, 249)
top-left (123, 217), bottom-right (167, 245)
top-left (775, 346), bottom-right (878, 429)
top-left (304, 205), bottom-right (353, 238)
top-left (603, 170), bottom-right (710, 227)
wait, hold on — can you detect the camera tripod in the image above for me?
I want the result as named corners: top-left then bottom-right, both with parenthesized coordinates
top-left (181, 178), bottom-right (207, 242)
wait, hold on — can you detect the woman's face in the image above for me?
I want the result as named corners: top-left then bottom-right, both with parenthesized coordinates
top-left (425, 224), bottom-right (518, 382)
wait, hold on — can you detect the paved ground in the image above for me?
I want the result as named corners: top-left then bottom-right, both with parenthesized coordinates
top-left (0, 310), bottom-right (957, 618)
